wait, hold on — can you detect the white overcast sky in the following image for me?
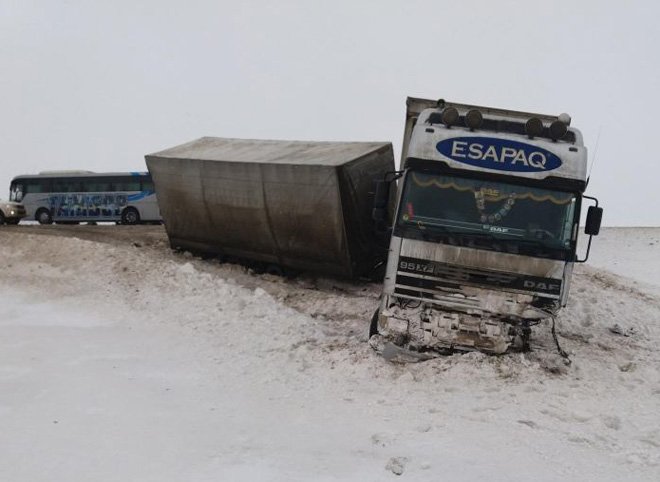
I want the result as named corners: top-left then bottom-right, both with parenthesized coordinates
top-left (1, 0), bottom-right (658, 225)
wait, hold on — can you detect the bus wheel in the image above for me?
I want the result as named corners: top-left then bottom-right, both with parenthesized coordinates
top-left (36, 209), bottom-right (53, 225)
top-left (121, 207), bottom-right (140, 225)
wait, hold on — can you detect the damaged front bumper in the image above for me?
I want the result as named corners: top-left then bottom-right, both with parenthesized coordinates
top-left (371, 303), bottom-right (543, 357)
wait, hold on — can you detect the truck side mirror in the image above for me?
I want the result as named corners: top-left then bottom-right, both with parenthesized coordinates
top-left (585, 206), bottom-right (603, 236)
top-left (576, 199), bottom-right (603, 263)
top-left (372, 180), bottom-right (390, 223)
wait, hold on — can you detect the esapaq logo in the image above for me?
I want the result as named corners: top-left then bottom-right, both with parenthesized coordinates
top-left (436, 137), bottom-right (562, 172)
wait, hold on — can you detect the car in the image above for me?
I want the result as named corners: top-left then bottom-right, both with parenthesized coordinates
top-left (0, 200), bottom-right (27, 225)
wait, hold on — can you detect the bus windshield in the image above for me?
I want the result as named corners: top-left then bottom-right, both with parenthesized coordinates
top-left (9, 181), bottom-right (24, 202)
top-left (396, 172), bottom-right (578, 260)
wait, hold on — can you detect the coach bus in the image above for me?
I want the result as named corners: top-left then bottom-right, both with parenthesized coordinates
top-left (9, 171), bottom-right (162, 225)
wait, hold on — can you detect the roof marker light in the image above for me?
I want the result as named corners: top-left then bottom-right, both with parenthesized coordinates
top-left (441, 107), bottom-right (459, 128)
top-left (464, 109), bottom-right (483, 130)
top-left (525, 117), bottom-right (544, 139)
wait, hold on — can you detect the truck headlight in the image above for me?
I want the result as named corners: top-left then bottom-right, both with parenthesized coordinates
top-left (10, 210), bottom-right (15, 215)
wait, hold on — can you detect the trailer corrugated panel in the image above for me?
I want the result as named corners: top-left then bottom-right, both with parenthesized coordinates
top-left (145, 137), bottom-right (395, 278)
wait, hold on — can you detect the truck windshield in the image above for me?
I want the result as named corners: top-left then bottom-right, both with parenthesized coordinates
top-left (396, 172), bottom-right (578, 260)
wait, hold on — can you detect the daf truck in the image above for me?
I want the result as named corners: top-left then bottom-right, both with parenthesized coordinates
top-left (369, 97), bottom-right (603, 356)
top-left (146, 97), bottom-right (603, 357)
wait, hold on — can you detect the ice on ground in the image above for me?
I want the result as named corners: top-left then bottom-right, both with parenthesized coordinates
top-left (0, 229), bottom-right (659, 481)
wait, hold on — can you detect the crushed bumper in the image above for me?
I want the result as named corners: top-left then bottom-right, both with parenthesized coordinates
top-left (373, 305), bottom-right (528, 356)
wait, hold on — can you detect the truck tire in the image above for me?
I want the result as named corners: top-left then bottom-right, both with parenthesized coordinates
top-left (0, 211), bottom-right (5, 225)
top-left (121, 207), bottom-right (140, 225)
top-left (36, 208), bottom-right (53, 225)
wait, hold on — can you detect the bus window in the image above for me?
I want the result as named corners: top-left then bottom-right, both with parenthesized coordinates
top-left (25, 179), bottom-right (50, 194)
top-left (114, 179), bottom-right (141, 192)
top-left (141, 180), bottom-right (154, 191)
top-left (82, 178), bottom-right (113, 192)
top-left (52, 180), bottom-right (81, 192)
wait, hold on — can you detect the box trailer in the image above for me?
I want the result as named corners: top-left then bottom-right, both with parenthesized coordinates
top-left (146, 137), bottom-right (395, 278)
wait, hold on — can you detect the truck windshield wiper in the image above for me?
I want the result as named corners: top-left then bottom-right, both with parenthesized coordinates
top-left (512, 238), bottom-right (553, 249)
top-left (438, 231), bottom-right (503, 252)
top-left (462, 232), bottom-right (502, 243)
top-left (400, 222), bottom-right (456, 242)
top-left (418, 224), bottom-right (452, 241)
top-left (506, 238), bottom-right (570, 258)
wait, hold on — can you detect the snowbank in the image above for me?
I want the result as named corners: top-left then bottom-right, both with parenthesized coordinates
top-left (0, 228), bottom-right (659, 481)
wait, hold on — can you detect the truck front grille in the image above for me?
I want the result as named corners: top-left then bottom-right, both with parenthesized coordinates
top-left (394, 271), bottom-right (482, 308)
top-left (395, 256), bottom-right (562, 298)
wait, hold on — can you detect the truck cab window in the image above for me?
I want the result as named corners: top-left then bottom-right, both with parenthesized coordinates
top-left (396, 171), bottom-right (577, 260)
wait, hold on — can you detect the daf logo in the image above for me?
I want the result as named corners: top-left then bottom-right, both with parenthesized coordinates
top-left (523, 280), bottom-right (561, 292)
top-left (436, 137), bottom-right (562, 173)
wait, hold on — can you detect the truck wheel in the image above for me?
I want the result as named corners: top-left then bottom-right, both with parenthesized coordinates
top-left (369, 309), bottom-right (380, 338)
top-left (36, 209), bottom-right (53, 225)
top-left (0, 211), bottom-right (5, 225)
top-left (121, 207), bottom-right (140, 225)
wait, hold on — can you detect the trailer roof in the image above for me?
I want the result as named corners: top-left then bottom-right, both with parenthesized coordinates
top-left (147, 137), bottom-right (392, 166)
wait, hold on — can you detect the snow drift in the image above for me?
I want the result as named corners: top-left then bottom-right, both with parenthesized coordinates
top-left (0, 227), bottom-right (659, 481)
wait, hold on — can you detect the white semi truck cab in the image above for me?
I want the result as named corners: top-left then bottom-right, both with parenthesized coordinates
top-left (370, 97), bottom-right (603, 356)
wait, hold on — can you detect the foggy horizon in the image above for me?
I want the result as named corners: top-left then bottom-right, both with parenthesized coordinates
top-left (1, 0), bottom-right (658, 226)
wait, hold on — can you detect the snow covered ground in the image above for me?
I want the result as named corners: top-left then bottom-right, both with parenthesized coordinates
top-left (584, 227), bottom-right (660, 296)
top-left (0, 227), bottom-right (659, 481)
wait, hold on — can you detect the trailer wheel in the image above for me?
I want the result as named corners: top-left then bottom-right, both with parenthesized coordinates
top-left (266, 264), bottom-right (284, 277)
top-left (36, 208), bottom-right (53, 225)
top-left (369, 309), bottom-right (380, 338)
top-left (121, 207), bottom-right (140, 225)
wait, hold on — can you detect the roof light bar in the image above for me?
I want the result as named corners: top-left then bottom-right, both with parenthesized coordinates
top-left (441, 107), bottom-right (459, 128)
top-left (549, 120), bottom-right (568, 140)
top-left (464, 109), bottom-right (483, 130)
top-left (525, 117), bottom-right (544, 139)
